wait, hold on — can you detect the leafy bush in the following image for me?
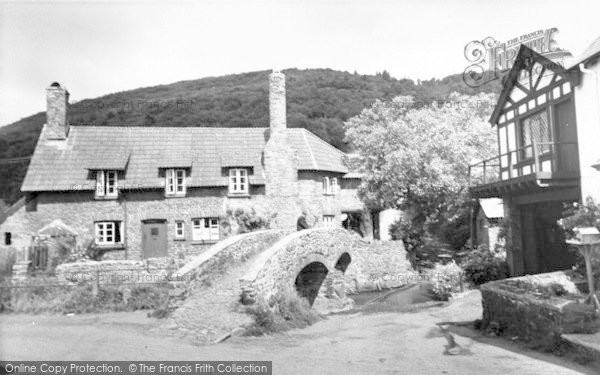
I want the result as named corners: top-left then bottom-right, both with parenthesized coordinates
top-left (243, 286), bottom-right (319, 336)
top-left (559, 197), bottom-right (600, 238)
top-left (461, 247), bottom-right (509, 286)
top-left (425, 261), bottom-right (464, 301)
top-left (559, 197), bottom-right (600, 282)
top-left (390, 216), bottom-right (425, 254)
top-left (439, 208), bottom-right (471, 251)
top-left (221, 205), bottom-right (276, 236)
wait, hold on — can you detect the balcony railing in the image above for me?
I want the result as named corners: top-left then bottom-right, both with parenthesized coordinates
top-left (468, 141), bottom-right (579, 187)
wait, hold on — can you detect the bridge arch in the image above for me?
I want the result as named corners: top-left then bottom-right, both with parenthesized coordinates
top-left (240, 228), bottom-right (364, 307)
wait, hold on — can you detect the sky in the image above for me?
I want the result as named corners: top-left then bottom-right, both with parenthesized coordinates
top-left (0, 0), bottom-right (599, 127)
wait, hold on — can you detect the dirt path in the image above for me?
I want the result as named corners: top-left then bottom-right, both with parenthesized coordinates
top-left (0, 291), bottom-right (596, 374)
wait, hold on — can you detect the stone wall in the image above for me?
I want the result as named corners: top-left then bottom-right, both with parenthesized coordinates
top-left (480, 272), bottom-right (597, 347)
top-left (0, 174), bottom-right (367, 263)
top-left (240, 228), bottom-right (413, 305)
top-left (55, 257), bottom-right (177, 285)
top-left (344, 240), bottom-right (413, 293)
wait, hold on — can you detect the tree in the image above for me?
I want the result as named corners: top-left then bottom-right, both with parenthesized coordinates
top-left (344, 92), bottom-right (497, 248)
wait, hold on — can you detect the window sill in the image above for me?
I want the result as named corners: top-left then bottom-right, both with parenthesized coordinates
top-left (164, 193), bottom-right (187, 198)
top-left (191, 240), bottom-right (219, 245)
top-left (228, 193), bottom-right (250, 198)
top-left (94, 244), bottom-right (125, 251)
top-left (95, 195), bottom-right (119, 201)
top-left (174, 238), bottom-right (186, 242)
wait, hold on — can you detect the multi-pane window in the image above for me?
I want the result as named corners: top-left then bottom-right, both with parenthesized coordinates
top-left (322, 177), bottom-right (338, 195)
top-left (520, 110), bottom-right (550, 158)
top-left (175, 221), bottom-right (185, 239)
top-left (95, 221), bottom-right (122, 245)
top-left (192, 218), bottom-right (220, 241)
top-left (323, 215), bottom-right (335, 228)
top-left (229, 169), bottom-right (248, 194)
top-left (166, 169), bottom-right (186, 196)
top-left (331, 178), bottom-right (338, 194)
top-left (96, 171), bottom-right (118, 198)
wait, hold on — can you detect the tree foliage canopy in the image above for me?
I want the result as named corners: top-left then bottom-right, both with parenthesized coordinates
top-left (344, 92), bottom-right (498, 233)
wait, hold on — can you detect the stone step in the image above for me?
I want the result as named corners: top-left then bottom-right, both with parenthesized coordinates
top-left (561, 332), bottom-right (600, 364)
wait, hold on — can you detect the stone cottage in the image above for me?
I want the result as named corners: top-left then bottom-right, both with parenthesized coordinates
top-left (0, 71), bottom-right (384, 260)
top-left (469, 37), bottom-right (600, 275)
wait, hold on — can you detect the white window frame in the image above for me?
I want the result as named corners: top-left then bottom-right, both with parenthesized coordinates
top-left (331, 177), bottom-right (338, 195)
top-left (175, 221), bottom-right (185, 239)
top-left (229, 168), bottom-right (249, 194)
top-left (322, 177), bottom-right (330, 195)
top-left (96, 170), bottom-right (118, 198)
top-left (323, 215), bottom-right (335, 228)
top-left (94, 221), bottom-right (123, 245)
top-left (191, 217), bottom-right (220, 241)
top-left (323, 176), bottom-right (338, 195)
top-left (165, 169), bottom-right (186, 196)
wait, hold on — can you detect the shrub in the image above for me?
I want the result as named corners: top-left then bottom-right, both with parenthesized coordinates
top-left (559, 197), bottom-right (600, 238)
top-left (461, 247), bottom-right (509, 286)
top-left (439, 211), bottom-right (471, 251)
top-left (425, 261), bottom-right (464, 301)
top-left (221, 205), bottom-right (276, 235)
top-left (390, 216), bottom-right (424, 252)
top-left (243, 286), bottom-right (319, 336)
top-left (559, 197), bottom-right (600, 282)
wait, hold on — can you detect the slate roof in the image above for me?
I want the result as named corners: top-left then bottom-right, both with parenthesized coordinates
top-left (21, 125), bottom-right (349, 192)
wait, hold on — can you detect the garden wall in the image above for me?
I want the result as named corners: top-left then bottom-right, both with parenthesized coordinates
top-left (344, 240), bottom-right (414, 293)
top-left (480, 271), bottom-right (597, 348)
top-left (55, 258), bottom-right (177, 286)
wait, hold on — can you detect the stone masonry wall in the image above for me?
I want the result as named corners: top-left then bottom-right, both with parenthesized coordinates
top-left (240, 228), bottom-right (413, 305)
top-left (480, 272), bottom-right (597, 347)
top-left (55, 257), bottom-right (177, 285)
top-left (0, 177), bottom-right (364, 263)
top-left (344, 240), bottom-right (413, 293)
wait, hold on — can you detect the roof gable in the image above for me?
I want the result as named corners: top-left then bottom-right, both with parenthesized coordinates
top-left (490, 45), bottom-right (581, 125)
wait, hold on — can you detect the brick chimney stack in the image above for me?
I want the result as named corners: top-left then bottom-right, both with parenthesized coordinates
top-left (46, 82), bottom-right (69, 139)
top-left (269, 70), bottom-right (286, 136)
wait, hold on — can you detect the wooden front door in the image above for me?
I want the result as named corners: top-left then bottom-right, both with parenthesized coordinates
top-left (554, 98), bottom-right (579, 172)
top-left (141, 220), bottom-right (168, 259)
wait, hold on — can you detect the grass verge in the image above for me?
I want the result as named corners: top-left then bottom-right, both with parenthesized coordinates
top-left (1, 280), bottom-right (170, 314)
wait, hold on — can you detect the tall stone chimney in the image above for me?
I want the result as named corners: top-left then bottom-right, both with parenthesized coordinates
top-left (264, 70), bottom-right (299, 229)
top-left (45, 82), bottom-right (69, 139)
top-left (269, 71), bottom-right (286, 137)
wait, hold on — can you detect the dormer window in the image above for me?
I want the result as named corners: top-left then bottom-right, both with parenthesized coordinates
top-left (229, 168), bottom-right (248, 194)
top-left (166, 169), bottom-right (186, 196)
top-left (322, 177), bottom-right (338, 195)
top-left (96, 170), bottom-right (118, 198)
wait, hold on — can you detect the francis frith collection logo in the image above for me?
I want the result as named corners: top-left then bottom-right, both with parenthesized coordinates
top-left (463, 27), bottom-right (572, 87)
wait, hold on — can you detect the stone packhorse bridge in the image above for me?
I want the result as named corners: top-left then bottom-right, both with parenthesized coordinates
top-left (240, 228), bottom-right (362, 307)
top-left (161, 228), bottom-right (410, 341)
